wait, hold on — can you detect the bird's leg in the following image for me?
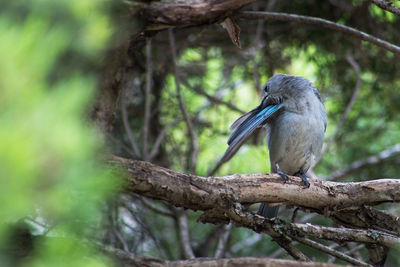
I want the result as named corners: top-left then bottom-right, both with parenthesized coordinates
top-left (275, 163), bottom-right (289, 183)
top-left (294, 171), bottom-right (310, 188)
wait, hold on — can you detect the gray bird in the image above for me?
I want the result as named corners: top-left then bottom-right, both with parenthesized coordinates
top-left (221, 74), bottom-right (327, 218)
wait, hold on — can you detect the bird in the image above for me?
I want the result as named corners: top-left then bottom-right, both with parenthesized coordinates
top-left (220, 74), bottom-right (327, 218)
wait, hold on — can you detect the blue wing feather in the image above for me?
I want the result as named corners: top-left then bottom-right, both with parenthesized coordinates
top-left (221, 104), bottom-right (283, 162)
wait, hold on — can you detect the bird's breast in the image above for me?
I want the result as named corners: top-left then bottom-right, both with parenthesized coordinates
top-left (268, 109), bottom-right (325, 175)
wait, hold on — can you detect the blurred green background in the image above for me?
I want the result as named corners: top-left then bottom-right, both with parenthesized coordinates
top-left (1, 0), bottom-right (400, 266)
top-left (0, 1), bottom-right (117, 266)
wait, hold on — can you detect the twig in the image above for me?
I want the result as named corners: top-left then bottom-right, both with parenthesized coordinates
top-left (148, 118), bottom-right (182, 160)
top-left (236, 11), bottom-right (400, 54)
top-left (251, 18), bottom-right (264, 91)
top-left (138, 196), bottom-right (174, 217)
top-left (174, 208), bottom-right (195, 259)
top-left (215, 224), bottom-right (232, 258)
top-left (328, 143), bottom-right (400, 180)
top-left (143, 38), bottom-right (152, 160)
top-left (291, 223), bottom-right (400, 248)
top-left (110, 202), bottom-right (130, 252)
top-left (106, 133), bottom-right (136, 158)
top-left (190, 85), bottom-right (245, 114)
top-left (168, 29), bottom-right (199, 173)
top-left (291, 236), bottom-right (372, 266)
top-left (273, 237), bottom-right (310, 261)
top-left (231, 232), bottom-right (261, 253)
top-left (370, 0), bottom-right (400, 16)
top-left (121, 99), bottom-right (141, 157)
top-left (316, 54), bottom-right (361, 164)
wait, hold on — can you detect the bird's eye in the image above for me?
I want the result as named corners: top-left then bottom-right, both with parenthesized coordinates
top-left (263, 84), bottom-right (269, 92)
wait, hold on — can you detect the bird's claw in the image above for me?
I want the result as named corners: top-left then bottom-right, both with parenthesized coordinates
top-left (296, 172), bottom-right (310, 188)
top-left (275, 163), bottom-right (289, 183)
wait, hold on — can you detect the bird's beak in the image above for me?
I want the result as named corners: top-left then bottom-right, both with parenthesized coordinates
top-left (260, 94), bottom-right (269, 108)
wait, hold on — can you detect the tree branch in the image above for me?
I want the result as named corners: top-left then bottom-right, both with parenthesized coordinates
top-left (328, 143), bottom-right (400, 180)
top-left (290, 236), bottom-right (371, 266)
top-left (143, 38), bottom-right (152, 160)
top-left (169, 29), bottom-right (199, 173)
top-left (121, 99), bottom-right (141, 158)
top-left (316, 54), bottom-right (361, 164)
top-left (113, 156), bottom-right (400, 211)
top-left (148, 118), bottom-right (182, 160)
top-left (370, 0), bottom-right (400, 17)
top-left (110, 156), bottom-right (400, 251)
top-left (174, 208), bottom-right (195, 259)
top-left (236, 11), bottom-right (400, 54)
top-left (214, 223), bottom-right (232, 258)
top-left (102, 247), bottom-right (346, 267)
top-left (190, 85), bottom-right (245, 114)
top-left (138, 0), bottom-right (257, 29)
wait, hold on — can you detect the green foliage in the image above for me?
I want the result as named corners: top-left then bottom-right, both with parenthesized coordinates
top-left (0, 1), bottom-right (116, 266)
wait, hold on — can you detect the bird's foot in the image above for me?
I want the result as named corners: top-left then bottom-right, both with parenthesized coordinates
top-left (275, 163), bottom-right (289, 183)
top-left (295, 172), bottom-right (310, 188)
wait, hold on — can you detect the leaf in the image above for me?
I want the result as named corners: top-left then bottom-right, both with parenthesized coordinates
top-left (220, 17), bottom-right (241, 49)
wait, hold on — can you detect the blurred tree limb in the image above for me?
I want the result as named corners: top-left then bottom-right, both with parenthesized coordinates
top-left (236, 11), bottom-right (400, 54)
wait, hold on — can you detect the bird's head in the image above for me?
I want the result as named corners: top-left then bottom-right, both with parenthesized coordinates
top-left (262, 74), bottom-right (313, 101)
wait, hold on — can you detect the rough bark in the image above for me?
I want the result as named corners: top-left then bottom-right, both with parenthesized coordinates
top-left (102, 246), bottom-right (349, 267)
top-left (110, 156), bottom-right (400, 250)
top-left (136, 0), bottom-right (256, 29)
top-left (128, 257), bottom-right (348, 267)
top-left (112, 156), bottom-right (400, 211)
top-left (91, 42), bottom-right (130, 133)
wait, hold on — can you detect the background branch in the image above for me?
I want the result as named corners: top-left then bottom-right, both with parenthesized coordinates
top-left (236, 11), bottom-right (400, 54)
top-left (142, 38), bottom-right (153, 160)
top-left (169, 29), bottom-right (199, 173)
top-left (317, 54), bottom-right (362, 164)
top-left (328, 143), bottom-right (400, 180)
top-left (370, 0), bottom-right (400, 16)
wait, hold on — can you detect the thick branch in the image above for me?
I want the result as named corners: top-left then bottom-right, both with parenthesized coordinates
top-left (138, 0), bottom-right (256, 29)
top-left (113, 157), bottom-right (400, 211)
top-left (236, 11), bottom-right (400, 54)
top-left (111, 156), bottom-right (400, 250)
